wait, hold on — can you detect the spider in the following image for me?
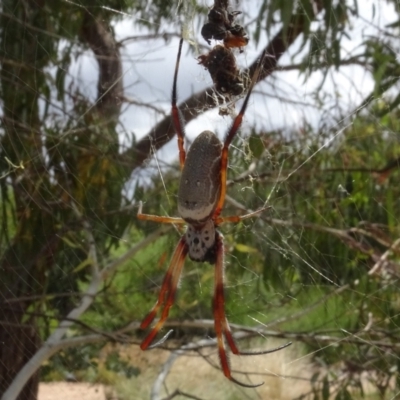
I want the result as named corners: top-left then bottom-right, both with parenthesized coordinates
top-left (137, 38), bottom-right (291, 388)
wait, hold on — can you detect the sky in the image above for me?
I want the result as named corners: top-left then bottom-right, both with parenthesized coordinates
top-left (64, 0), bottom-right (397, 166)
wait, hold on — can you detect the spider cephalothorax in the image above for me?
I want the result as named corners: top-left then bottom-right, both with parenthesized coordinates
top-left (137, 38), bottom-right (291, 388)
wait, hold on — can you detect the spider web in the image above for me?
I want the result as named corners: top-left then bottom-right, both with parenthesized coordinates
top-left (1, 1), bottom-right (399, 399)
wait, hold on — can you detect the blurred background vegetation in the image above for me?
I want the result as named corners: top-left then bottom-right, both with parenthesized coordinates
top-left (0, 1), bottom-right (399, 399)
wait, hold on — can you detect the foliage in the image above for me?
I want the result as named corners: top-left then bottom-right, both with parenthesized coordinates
top-left (1, 0), bottom-right (400, 399)
top-left (129, 111), bottom-right (399, 399)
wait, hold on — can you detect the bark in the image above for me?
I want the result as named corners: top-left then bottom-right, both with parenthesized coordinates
top-left (0, 8), bottom-right (122, 399)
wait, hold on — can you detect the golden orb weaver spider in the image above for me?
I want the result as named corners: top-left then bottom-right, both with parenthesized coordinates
top-left (137, 38), bottom-right (291, 388)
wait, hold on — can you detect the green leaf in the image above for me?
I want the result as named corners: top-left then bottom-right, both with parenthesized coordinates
top-left (72, 258), bottom-right (93, 273)
top-left (322, 376), bottom-right (330, 400)
top-left (248, 133), bottom-right (264, 159)
top-left (335, 388), bottom-right (352, 400)
top-left (235, 243), bottom-right (259, 253)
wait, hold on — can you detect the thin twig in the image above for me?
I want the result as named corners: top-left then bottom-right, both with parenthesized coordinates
top-left (368, 237), bottom-right (400, 276)
top-left (160, 389), bottom-right (206, 400)
top-left (2, 226), bottom-right (170, 400)
top-left (151, 352), bottom-right (180, 400)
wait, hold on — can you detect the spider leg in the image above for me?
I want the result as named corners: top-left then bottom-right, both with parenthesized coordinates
top-left (213, 232), bottom-right (264, 388)
top-left (172, 38), bottom-right (186, 169)
top-left (215, 205), bottom-right (270, 225)
top-left (213, 51), bottom-right (266, 219)
top-left (213, 232), bottom-right (292, 386)
top-left (137, 201), bottom-right (186, 224)
top-left (140, 236), bottom-right (188, 350)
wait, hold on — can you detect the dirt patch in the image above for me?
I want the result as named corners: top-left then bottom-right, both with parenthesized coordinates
top-left (38, 382), bottom-right (107, 400)
top-left (37, 340), bottom-right (392, 400)
top-left (38, 340), bottom-right (316, 400)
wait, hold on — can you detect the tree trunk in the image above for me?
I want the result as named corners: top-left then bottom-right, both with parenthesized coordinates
top-left (0, 311), bottom-right (41, 399)
top-left (0, 2), bottom-right (122, 397)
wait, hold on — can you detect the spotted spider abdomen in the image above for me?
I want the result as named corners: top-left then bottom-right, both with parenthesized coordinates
top-left (185, 220), bottom-right (218, 263)
top-left (178, 130), bottom-right (222, 224)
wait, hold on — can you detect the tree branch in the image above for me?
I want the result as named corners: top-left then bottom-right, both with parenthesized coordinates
top-left (80, 11), bottom-right (123, 120)
top-left (123, 6), bottom-right (323, 170)
top-left (2, 226), bottom-right (170, 400)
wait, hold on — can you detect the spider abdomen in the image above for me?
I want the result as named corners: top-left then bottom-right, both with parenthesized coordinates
top-left (178, 130), bottom-right (222, 224)
top-left (185, 220), bottom-right (218, 263)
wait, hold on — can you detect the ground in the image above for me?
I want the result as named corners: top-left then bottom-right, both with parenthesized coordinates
top-left (38, 382), bottom-right (107, 400)
top-left (38, 340), bottom-right (317, 400)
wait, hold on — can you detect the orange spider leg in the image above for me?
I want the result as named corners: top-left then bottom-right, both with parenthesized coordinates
top-left (213, 233), bottom-right (263, 387)
top-left (213, 233), bottom-right (292, 387)
top-left (215, 206), bottom-right (270, 225)
top-left (137, 201), bottom-right (186, 224)
top-left (140, 237), bottom-right (188, 350)
top-left (171, 38), bottom-right (186, 169)
top-left (213, 51), bottom-right (266, 220)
